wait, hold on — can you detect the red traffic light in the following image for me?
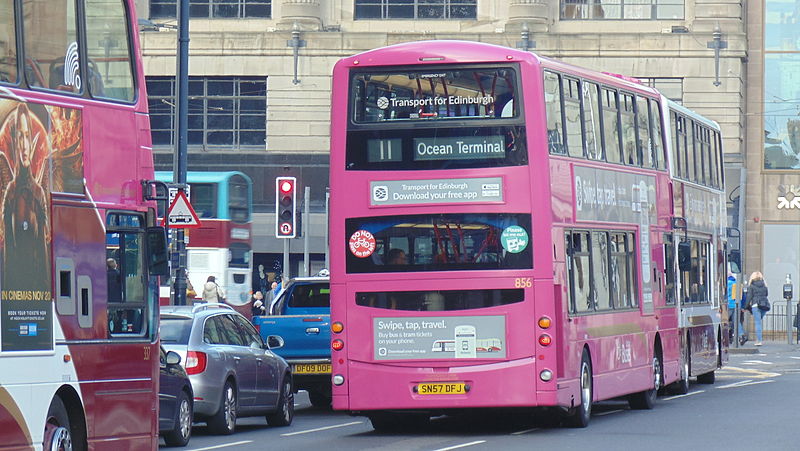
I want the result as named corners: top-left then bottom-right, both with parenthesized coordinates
top-left (279, 179), bottom-right (294, 194)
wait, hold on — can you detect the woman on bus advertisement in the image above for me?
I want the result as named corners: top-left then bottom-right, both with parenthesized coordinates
top-left (0, 100), bottom-right (84, 352)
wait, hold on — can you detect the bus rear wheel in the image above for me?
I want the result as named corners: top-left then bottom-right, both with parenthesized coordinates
top-left (628, 353), bottom-right (661, 410)
top-left (565, 351), bottom-right (592, 428)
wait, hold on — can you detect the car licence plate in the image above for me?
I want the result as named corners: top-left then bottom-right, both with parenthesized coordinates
top-left (417, 382), bottom-right (466, 395)
top-left (292, 363), bottom-right (331, 374)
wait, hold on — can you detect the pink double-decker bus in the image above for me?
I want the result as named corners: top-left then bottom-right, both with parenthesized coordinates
top-left (0, 0), bottom-right (169, 449)
top-left (329, 40), bottom-right (727, 429)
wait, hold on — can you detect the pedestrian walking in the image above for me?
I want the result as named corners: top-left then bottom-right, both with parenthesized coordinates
top-left (746, 271), bottom-right (771, 346)
top-left (202, 275), bottom-right (225, 303)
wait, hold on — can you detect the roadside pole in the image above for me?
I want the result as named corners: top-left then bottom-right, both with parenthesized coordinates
top-left (172, 0), bottom-right (190, 305)
top-left (303, 186), bottom-right (310, 276)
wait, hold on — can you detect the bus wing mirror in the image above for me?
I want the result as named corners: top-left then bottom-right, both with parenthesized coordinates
top-left (678, 241), bottom-right (691, 272)
top-left (727, 249), bottom-right (741, 274)
top-left (146, 226), bottom-right (170, 277)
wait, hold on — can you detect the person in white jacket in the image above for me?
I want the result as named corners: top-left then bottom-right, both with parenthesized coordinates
top-left (202, 275), bottom-right (225, 303)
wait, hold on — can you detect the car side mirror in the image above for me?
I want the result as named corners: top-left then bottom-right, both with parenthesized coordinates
top-left (165, 350), bottom-right (181, 365)
top-left (267, 335), bottom-right (284, 349)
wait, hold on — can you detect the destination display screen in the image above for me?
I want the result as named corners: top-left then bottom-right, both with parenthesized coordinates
top-left (348, 126), bottom-right (526, 170)
top-left (350, 66), bottom-right (519, 123)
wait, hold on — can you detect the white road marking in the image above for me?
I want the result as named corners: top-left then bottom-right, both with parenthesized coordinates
top-left (716, 379), bottom-right (753, 389)
top-left (511, 427), bottom-right (541, 435)
top-left (717, 380), bottom-right (774, 389)
top-left (594, 409), bottom-right (624, 416)
top-left (790, 356), bottom-right (800, 360)
top-left (433, 440), bottom-right (487, 451)
top-left (742, 360), bottom-right (773, 365)
top-left (662, 390), bottom-right (705, 401)
top-left (280, 421), bottom-right (364, 436)
top-left (187, 441), bottom-right (253, 451)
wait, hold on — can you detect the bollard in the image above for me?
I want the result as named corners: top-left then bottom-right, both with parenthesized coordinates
top-left (783, 274), bottom-right (793, 345)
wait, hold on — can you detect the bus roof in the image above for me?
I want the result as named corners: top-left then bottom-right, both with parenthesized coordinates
top-left (338, 40), bottom-right (543, 67)
top-left (337, 40), bottom-right (660, 98)
top-left (155, 171), bottom-right (253, 184)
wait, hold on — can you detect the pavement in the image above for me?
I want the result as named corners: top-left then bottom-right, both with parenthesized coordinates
top-left (729, 339), bottom-right (800, 354)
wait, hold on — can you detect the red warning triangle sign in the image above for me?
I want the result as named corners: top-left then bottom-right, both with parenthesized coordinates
top-left (163, 190), bottom-right (202, 228)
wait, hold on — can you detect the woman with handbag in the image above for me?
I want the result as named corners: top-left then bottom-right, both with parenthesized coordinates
top-left (747, 271), bottom-right (770, 346)
top-left (202, 275), bottom-right (226, 303)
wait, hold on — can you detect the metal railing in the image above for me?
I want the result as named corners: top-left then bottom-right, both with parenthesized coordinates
top-left (741, 300), bottom-right (800, 343)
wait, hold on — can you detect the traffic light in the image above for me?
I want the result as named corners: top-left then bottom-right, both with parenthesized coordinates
top-left (275, 176), bottom-right (296, 238)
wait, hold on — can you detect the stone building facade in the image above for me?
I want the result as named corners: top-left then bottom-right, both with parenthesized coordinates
top-left (135, 0), bottom-right (752, 281)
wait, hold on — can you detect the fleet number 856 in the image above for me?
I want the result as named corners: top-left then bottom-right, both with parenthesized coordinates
top-left (514, 278), bottom-right (532, 288)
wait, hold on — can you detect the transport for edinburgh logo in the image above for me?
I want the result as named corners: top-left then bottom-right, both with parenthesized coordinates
top-left (376, 96), bottom-right (389, 109)
top-left (373, 185), bottom-right (389, 202)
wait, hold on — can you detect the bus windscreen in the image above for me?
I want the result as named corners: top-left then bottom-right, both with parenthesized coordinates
top-left (345, 213), bottom-right (532, 273)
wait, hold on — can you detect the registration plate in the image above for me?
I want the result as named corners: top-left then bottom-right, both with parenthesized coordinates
top-left (292, 363), bottom-right (331, 374)
top-left (417, 382), bottom-right (466, 395)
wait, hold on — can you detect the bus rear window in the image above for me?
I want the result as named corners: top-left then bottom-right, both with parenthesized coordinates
top-left (356, 289), bottom-right (524, 311)
top-left (345, 213), bottom-right (532, 273)
top-left (351, 67), bottom-right (518, 123)
top-left (159, 317), bottom-right (192, 344)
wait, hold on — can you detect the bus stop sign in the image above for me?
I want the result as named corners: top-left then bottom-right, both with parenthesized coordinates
top-left (163, 190), bottom-right (202, 228)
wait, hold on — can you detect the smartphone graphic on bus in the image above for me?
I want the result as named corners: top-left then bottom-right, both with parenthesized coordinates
top-left (454, 325), bottom-right (477, 358)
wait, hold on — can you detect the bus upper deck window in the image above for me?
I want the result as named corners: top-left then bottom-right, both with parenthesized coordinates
top-left (23, 0), bottom-right (82, 94)
top-left (0, 0), bottom-right (18, 84)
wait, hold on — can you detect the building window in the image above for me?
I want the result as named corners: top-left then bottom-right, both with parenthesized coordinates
top-left (636, 77), bottom-right (683, 103)
top-left (146, 76), bottom-right (267, 150)
top-left (150, 0), bottom-right (271, 19)
top-left (354, 0), bottom-right (476, 19)
top-left (561, 1), bottom-right (684, 20)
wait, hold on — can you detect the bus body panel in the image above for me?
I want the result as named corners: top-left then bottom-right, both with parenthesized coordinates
top-left (0, 0), bottom-right (161, 448)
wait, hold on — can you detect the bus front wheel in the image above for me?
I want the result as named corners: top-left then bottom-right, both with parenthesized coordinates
top-left (43, 396), bottom-right (76, 451)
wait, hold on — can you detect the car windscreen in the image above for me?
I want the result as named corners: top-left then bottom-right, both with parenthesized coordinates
top-left (159, 317), bottom-right (193, 344)
top-left (287, 283), bottom-right (330, 308)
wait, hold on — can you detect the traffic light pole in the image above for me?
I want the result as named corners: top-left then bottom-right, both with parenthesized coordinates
top-left (172, 0), bottom-right (190, 305)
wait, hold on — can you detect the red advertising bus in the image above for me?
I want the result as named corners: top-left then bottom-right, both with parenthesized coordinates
top-left (328, 40), bottom-right (727, 429)
top-left (0, 0), bottom-right (169, 449)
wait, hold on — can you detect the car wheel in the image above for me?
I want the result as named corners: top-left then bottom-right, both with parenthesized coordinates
top-left (164, 390), bottom-right (192, 447)
top-left (43, 396), bottom-right (78, 451)
top-left (308, 390), bottom-right (332, 409)
top-left (207, 381), bottom-right (237, 435)
top-left (565, 351), bottom-right (592, 428)
top-left (267, 376), bottom-right (294, 426)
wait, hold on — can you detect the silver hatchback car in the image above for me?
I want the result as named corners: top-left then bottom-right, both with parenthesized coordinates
top-left (160, 303), bottom-right (293, 435)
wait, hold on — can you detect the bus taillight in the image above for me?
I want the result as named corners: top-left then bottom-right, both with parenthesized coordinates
top-left (538, 317), bottom-right (552, 329)
top-left (538, 334), bottom-right (552, 347)
top-left (331, 322), bottom-right (344, 333)
top-left (185, 351), bottom-right (207, 375)
top-left (332, 339), bottom-right (344, 351)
